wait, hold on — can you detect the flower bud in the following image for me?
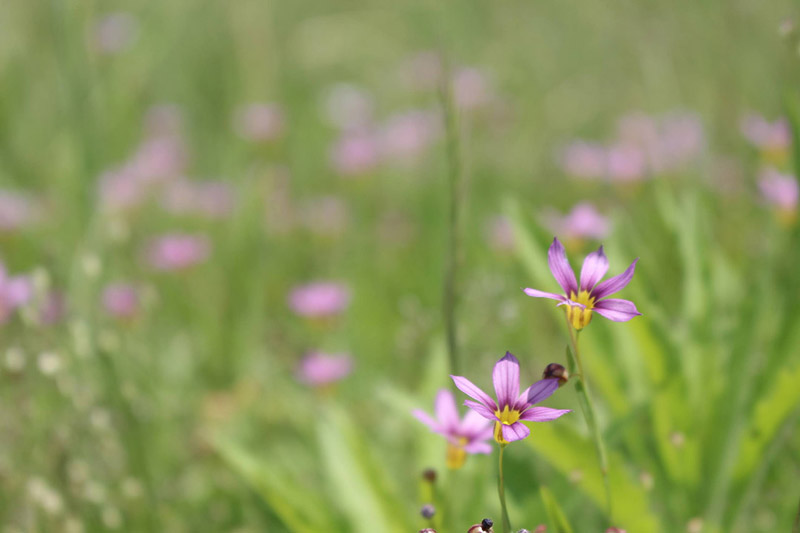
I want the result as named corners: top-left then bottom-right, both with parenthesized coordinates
top-left (481, 518), bottom-right (494, 531)
top-left (422, 468), bottom-right (437, 483)
top-left (542, 363), bottom-right (568, 386)
top-left (420, 529), bottom-right (437, 533)
top-left (420, 504), bottom-right (436, 519)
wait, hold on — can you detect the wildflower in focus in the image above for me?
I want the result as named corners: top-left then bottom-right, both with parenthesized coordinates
top-left (758, 167), bottom-right (798, 225)
top-left (545, 203), bottom-right (610, 244)
top-left (145, 234), bottom-right (211, 271)
top-left (413, 389), bottom-right (493, 469)
top-left (288, 282), bottom-right (350, 318)
top-left (0, 262), bottom-right (31, 323)
top-left (234, 103), bottom-right (285, 142)
top-left (296, 351), bottom-right (353, 387)
top-left (451, 352), bottom-right (570, 444)
top-left (524, 238), bottom-right (640, 330)
top-left (102, 283), bottom-right (140, 319)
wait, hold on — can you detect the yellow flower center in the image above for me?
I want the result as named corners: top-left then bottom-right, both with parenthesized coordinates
top-left (565, 290), bottom-right (596, 330)
top-left (493, 405), bottom-right (521, 444)
top-left (446, 437), bottom-right (468, 469)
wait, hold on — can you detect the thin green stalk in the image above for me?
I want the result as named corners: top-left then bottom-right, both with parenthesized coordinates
top-left (564, 319), bottom-right (614, 523)
top-left (497, 445), bottom-right (512, 533)
top-left (438, 55), bottom-right (464, 381)
top-left (793, 496), bottom-right (800, 533)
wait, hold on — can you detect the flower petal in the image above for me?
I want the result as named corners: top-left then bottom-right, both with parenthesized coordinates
top-left (492, 352), bottom-right (520, 408)
top-left (412, 409), bottom-right (440, 432)
top-left (517, 378), bottom-right (559, 409)
top-left (592, 258), bottom-right (638, 299)
top-left (464, 400), bottom-right (497, 421)
top-left (519, 407), bottom-right (571, 422)
top-left (523, 288), bottom-right (566, 301)
top-left (460, 409), bottom-right (494, 435)
top-left (451, 375), bottom-right (498, 411)
top-left (434, 389), bottom-right (459, 431)
top-left (593, 298), bottom-right (642, 322)
top-left (579, 246), bottom-right (609, 292)
top-left (501, 421), bottom-right (530, 442)
top-left (548, 238), bottom-right (578, 295)
top-left (463, 440), bottom-right (493, 454)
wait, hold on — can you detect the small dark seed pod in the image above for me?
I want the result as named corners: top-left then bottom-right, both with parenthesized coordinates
top-left (542, 363), bottom-right (568, 386)
top-left (422, 468), bottom-right (437, 483)
top-left (481, 518), bottom-right (494, 531)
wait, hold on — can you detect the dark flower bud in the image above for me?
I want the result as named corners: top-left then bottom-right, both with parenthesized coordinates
top-left (422, 468), bottom-right (437, 483)
top-left (542, 363), bottom-right (568, 386)
top-left (420, 504), bottom-right (436, 519)
top-left (481, 518), bottom-right (494, 531)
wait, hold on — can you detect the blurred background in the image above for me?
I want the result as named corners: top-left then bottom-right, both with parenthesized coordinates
top-left (2, 0), bottom-right (800, 531)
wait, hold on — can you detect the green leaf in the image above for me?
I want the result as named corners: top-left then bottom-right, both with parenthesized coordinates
top-left (540, 485), bottom-right (574, 533)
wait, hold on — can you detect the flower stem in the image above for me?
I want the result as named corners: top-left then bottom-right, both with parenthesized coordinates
top-left (564, 319), bottom-right (614, 523)
top-left (497, 444), bottom-right (512, 533)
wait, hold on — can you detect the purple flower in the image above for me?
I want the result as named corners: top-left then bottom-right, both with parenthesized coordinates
top-left (740, 113), bottom-right (791, 152)
top-left (451, 352), bottom-right (569, 444)
top-left (524, 238), bottom-right (641, 330)
top-left (145, 234), bottom-right (211, 271)
top-left (379, 110), bottom-right (441, 164)
top-left (0, 262), bottom-right (31, 323)
top-left (234, 103), bottom-right (285, 142)
top-left (296, 351), bottom-right (353, 387)
top-left (92, 12), bottom-right (139, 55)
top-left (0, 191), bottom-right (38, 231)
top-left (413, 389), bottom-right (493, 468)
top-left (546, 203), bottom-right (610, 242)
top-left (452, 67), bottom-right (492, 111)
top-left (606, 143), bottom-right (646, 182)
top-left (102, 283), bottom-right (140, 319)
top-left (758, 167), bottom-right (798, 212)
top-left (288, 282), bottom-right (350, 318)
top-left (329, 130), bottom-right (381, 176)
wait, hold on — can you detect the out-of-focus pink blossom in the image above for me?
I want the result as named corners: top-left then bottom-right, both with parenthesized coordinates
top-left (39, 290), bottom-right (66, 325)
top-left (161, 179), bottom-right (236, 219)
top-left (288, 282), bottom-right (350, 318)
top-left (485, 215), bottom-right (515, 251)
top-left (145, 234), bottom-right (211, 271)
top-left (92, 12), bottom-right (139, 55)
top-left (0, 262), bottom-right (32, 323)
top-left (380, 110), bottom-right (441, 164)
top-left (129, 135), bottom-right (187, 184)
top-left (234, 103), bottom-right (285, 142)
top-left (300, 196), bottom-right (349, 237)
top-left (399, 51), bottom-right (443, 91)
top-left (606, 143), bottom-right (647, 182)
top-left (758, 167), bottom-right (798, 211)
top-left (452, 68), bottom-right (492, 110)
top-left (144, 105), bottom-right (184, 137)
top-left (296, 351), bottom-right (353, 387)
top-left (546, 203), bottom-right (610, 241)
top-left (322, 84), bottom-right (374, 131)
top-left (0, 191), bottom-right (38, 231)
top-left (102, 283), bottom-right (140, 319)
top-left (741, 113), bottom-right (792, 152)
top-left (330, 130), bottom-right (381, 176)
top-left (560, 141), bottom-right (607, 180)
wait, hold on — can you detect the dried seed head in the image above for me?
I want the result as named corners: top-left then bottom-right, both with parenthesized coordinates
top-left (542, 363), bottom-right (568, 386)
top-left (420, 504), bottom-right (436, 519)
top-left (422, 468), bottom-right (437, 483)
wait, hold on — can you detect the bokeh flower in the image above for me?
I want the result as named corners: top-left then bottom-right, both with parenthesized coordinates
top-left (145, 234), bottom-right (211, 271)
top-left (741, 113), bottom-right (791, 154)
top-left (288, 282), bottom-right (351, 318)
top-left (0, 262), bottom-right (31, 323)
top-left (102, 283), bottom-right (141, 319)
top-left (758, 167), bottom-right (798, 224)
top-left (545, 203), bottom-right (610, 243)
top-left (161, 179), bottom-right (236, 219)
top-left (92, 12), bottom-right (139, 55)
top-left (524, 238), bottom-right (640, 330)
top-left (296, 351), bottom-right (353, 387)
top-left (330, 130), bottom-right (381, 176)
top-left (451, 352), bottom-right (569, 444)
top-left (413, 389), bottom-right (493, 468)
top-left (234, 103), bottom-right (285, 142)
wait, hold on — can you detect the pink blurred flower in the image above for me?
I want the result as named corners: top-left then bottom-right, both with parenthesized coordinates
top-left (758, 167), bottom-right (798, 211)
top-left (38, 290), bottom-right (66, 325)
top-left (288, 282), bottom-right (350, 318)
top-left (322, 84), bottom-right (374, 131)
top-left (102, 283), bottom-right (140, 319)
top-left (144, 105), bottom-right (184, 137)
top-left (399, 51), bottom-right (443, 91)
top-left (296, 351), bottom-right (353, 386)
top-left (234, 103), bottom-right (285, 142)
top-left (546, 203), bottom-right (610, 241)
top-left (161, 179), bottom-right (236, 219)
top-left (330, 130), bottom-right (381, 176)
top-left (606, 143), bottom-right (647, 182)
top-left (380, 110), bottom-right (441, 163)
top-left (560, 141), bottom-right (607, 179)
top-left (485, 215), bottom-right (515, 251)
top-left (741, 113), bottom-right (791, 151)
top-left (129, 135), bottom-right (187, 184)
top-left (92, 12), bottom-right (139, 55)
top-left (145, 234), bottom-right (211, 271)
top-left (452, 68), bottom-right (492, 110)
top-left (0, 262), bottom-right (31, 323)
top-left (0, 191), bottom-right (38, 231)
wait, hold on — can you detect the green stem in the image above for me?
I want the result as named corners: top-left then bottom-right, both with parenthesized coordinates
top-left (793, 495), bottom-right (800, 533)
top-left (497, 444), bottom-right (512, 533)
top-left (565, 319), bottom-right (614, 524)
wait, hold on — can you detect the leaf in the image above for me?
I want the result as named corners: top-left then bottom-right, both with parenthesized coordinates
top-left (540, 485), bottom-right (574, 533)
